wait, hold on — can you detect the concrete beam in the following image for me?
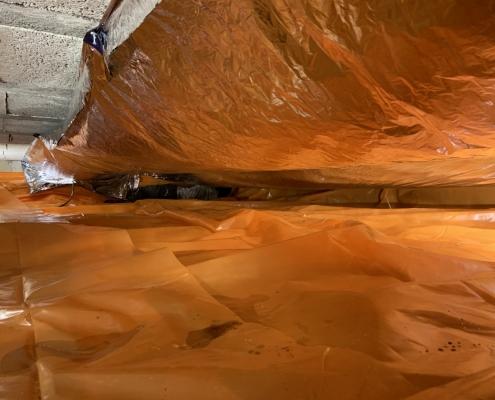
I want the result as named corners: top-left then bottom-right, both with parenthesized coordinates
top-left (1, 115), bottom-right (65, 136)
top-left (0, 0), bottom-right (113, 164)
top-left (4, 87), bottom-right (72, 119)
top-left (0, 0), bottom-right (111, 21)
top-left (0, 133), bottom-right (36, 144)
top-left (0, 82), bottom-right (73, 98)
top-left (0, 2), bottom-right (98, 37)
top-left (0, 25), bottom-right (83, 89)
top-left (0, 89), bottom-right (5, 116)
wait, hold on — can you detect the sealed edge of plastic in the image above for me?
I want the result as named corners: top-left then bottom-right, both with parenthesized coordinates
top-left (22, 138), bottom-right (75, 194)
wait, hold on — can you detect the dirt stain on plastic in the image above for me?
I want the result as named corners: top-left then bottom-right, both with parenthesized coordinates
top-left (186, 321), bottom-right (241, 349)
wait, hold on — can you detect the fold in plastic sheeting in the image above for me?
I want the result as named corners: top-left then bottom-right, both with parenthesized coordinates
top-left (24, 0), bottom-right (495, 188)
top-left (9, 0), bottom-right (495, 398)
top-left (0, 181), bottom-right (495, 399)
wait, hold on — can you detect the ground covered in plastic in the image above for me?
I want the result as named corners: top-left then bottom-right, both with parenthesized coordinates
top-left (0, 173), bottom-right (494, 399)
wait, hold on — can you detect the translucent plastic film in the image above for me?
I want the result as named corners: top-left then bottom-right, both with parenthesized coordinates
top-left (1, 177), bottom-right (495, 399)
top-left (25, 0), bottom-right (495, 187)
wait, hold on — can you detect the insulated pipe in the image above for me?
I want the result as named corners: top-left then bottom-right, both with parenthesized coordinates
top-left (0, 143), bottom-right (29, 161)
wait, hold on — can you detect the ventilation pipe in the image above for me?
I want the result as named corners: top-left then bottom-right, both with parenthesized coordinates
top-left (0, 143), bottom-right (29, 161)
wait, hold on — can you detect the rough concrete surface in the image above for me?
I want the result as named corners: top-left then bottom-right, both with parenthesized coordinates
top-left (0, 0), bottom-right (154, 169)
top-left (0, 0), bottom-right (111, 150)
top-left (0, 26), bottom-right (82, 89)
top-left (0, 133), bottom-right (36, 144)
top-left (2, 115), bottom-right (64, 136)
top-left (6, 87), bottom-right (70, 118)
top-left (0, 2), bottom-right (97, 37)
top-left (0, 89), bottom-right (5, 115)
top-left (0, 0), bottom-right (111, 21)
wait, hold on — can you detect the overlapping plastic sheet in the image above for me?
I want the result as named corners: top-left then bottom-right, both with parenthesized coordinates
top-left (0, 179), bottom-right (495, 399)
top-left (8, 0), bottom-right (495, 398)
top-left (24, 0), bottom-right (495, 188)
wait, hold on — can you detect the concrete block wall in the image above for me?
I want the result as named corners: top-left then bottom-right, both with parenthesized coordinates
top-left (0, 0), bottom-right (111, 143)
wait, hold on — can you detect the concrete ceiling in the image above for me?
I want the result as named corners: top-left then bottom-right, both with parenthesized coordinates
top-left (0, 0), bottom-right (112, 145)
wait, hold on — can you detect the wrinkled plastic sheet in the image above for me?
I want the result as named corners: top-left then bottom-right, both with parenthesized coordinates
top-left (23, 0), bottom-right (495, 189)
top-left (9, 0), bottom-right (495, 398)
top-left (0, 182), bottom-right (495, 399)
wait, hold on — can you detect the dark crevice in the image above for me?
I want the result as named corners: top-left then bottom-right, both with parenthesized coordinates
top-left (5, 92), bottom-right (11, 115)
top-left (186, 321), bottom-right (241, 349)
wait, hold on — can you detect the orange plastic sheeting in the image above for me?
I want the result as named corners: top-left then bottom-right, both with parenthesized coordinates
top-left (1, 194), bottom-right (495, 399)
top-left (0, 173), bottom-right (106, 210)
top-left (35, 0), bottom-right (495, 186)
